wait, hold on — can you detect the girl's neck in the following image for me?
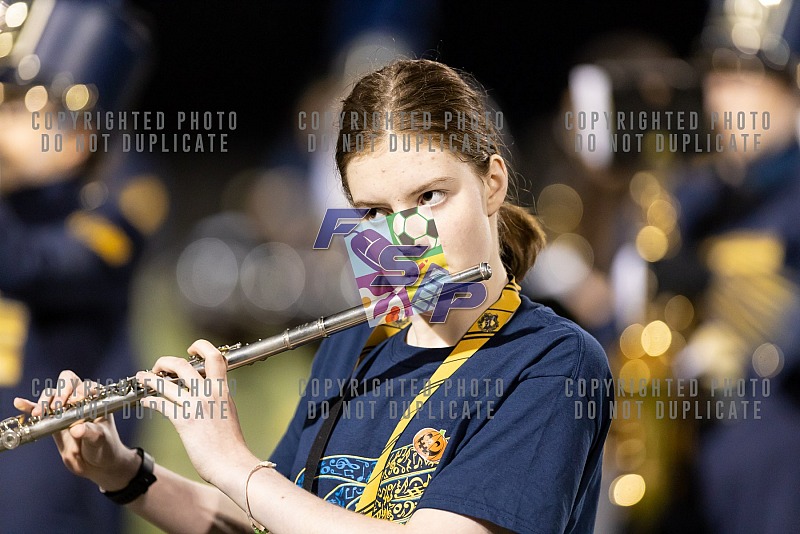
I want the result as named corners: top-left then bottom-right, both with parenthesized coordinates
top-left (405, 259), bottom-right (509, 348)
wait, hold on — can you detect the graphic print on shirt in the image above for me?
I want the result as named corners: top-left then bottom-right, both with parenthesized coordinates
top-left (295, 429), bottom-right (449, 523)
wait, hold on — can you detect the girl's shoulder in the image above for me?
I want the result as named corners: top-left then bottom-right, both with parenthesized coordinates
top-left (498, 295), bottom-right (611, 382)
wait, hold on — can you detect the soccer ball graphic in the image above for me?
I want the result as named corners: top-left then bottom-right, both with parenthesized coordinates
top-left (391, 208), bottom-right (440, 252)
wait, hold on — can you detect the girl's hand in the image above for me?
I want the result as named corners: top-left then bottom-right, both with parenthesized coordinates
top-left (13, 370), bottom-right (141, 491)
top-left (136, 340), bottom-right (254, 487)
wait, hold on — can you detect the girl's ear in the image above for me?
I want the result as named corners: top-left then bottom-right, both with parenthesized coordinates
top-left (485, 154), bottom-right (509, 216)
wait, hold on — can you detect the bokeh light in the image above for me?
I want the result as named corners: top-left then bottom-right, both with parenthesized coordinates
top-left (527, 233), bottom-right (594, 296)
top-left (615, 439), bottom-right (647, 472)
top-left (176, 237), bottom-right (240, 308)
top-left (240, 242), bottom-right (306, 315)
top-left (17, 54), bottom-right (41, 81)
top-left (537, 183), bottom-right (584, 233)
top-left (664, 294), bottom-right (694, 331)
top-left (4, 2), bottom-right (28, 28)
top-left (23, 85), bottom-right (47, 112)
top-left (610, 474), bottom-right (647, 507)
top-left (619, 359), bottom-right (651, 389)
top-left (629, 171), bottom-right (662, 208)
top-left (636, 225), bottom-right (669, 262)
top-left (64, 84), bottom-right (91, 111)
top-left (620, 323), bottom-right (646, 359)
top-left (646, 199), bottom-right (678, 233)
top-left (641, 320), bottom-right (672, 356)
top-left (752, 342), bottom-right (784, 378)
top-left (0, 33), bottom-right (13, 58)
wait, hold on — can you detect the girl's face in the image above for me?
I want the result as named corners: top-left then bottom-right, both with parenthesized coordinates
top-left (345, 148), bottom-right (504, 275)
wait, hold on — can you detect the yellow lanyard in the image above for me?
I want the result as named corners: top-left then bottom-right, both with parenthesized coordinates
top-left (354, 278), bottom-right (521, 517)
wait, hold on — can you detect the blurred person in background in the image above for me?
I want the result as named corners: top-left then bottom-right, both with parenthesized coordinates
top-left (520, 32), bottom-right (708, 532)
top-left (522, 31), bottom-right (698, 346)
top-left (649, 0), bottom-right (800, 532)
top-left (0, 1), bottom-right (167, 532)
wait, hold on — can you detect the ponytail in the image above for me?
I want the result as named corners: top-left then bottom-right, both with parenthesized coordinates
top-left (497, 203), bottom-right (547, 280)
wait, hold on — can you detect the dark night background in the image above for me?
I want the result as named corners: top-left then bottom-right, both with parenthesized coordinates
top-left (128, 1), bottom-right (710, 138)
top-left (119, 0), bottom-right (712, 243)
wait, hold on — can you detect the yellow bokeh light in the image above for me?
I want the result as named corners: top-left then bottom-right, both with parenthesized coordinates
top-left (641, 320), bottom-right (672, 356)
top-left (646, 198), bottom-right (678, 233)
top-left (619, 359), bottom-right (651, 390)
top-left (24, 85), bottom-right (48, 112)
top-left (0, 32), bottom-right (13, 58)
top-left (5, 2), bottom-right (28, 28)
top-left (615, 439), bottom-right (647, 472)
top-left (664, 295), bottom-right (694, 331)
top-left (536, 183), bottom-right (584, 233)
top-left (64, 84), bottom-right (91, 111)
top-left (619, 324), bottom-right (646, 359)
top-left (636, 225), bottom-right (669, 262)
top-left (610, 474), bottom-right (646, 507)
top-left (667, 330), bottom-right (686, 358)
top-left (629, 171), bottom-right (661, 207)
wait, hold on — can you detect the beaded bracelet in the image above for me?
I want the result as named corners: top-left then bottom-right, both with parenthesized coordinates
top-left (245, 460), bottom-right (276, 534)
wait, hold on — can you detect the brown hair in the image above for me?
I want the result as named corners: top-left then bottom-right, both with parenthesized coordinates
top-left (335, 58), bottom-right (546, 280)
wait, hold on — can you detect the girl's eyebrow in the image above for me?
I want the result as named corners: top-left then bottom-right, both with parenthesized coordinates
top-left (408, 176), bottom-right (456, 198)
top-left (351, 199), bottom-right (382, 208)
top-left (352, 176), bottom-right (456, 208)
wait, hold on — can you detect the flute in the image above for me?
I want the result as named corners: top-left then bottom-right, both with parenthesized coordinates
top-left (0, 262), bottom-right (492, 453)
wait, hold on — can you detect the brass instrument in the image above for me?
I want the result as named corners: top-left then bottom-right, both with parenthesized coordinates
top-left (0, 263), bottom-right (492, 453)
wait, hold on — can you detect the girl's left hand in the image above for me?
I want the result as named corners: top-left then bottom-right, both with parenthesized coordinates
top-left (136, 340), bottom-right (255, 486)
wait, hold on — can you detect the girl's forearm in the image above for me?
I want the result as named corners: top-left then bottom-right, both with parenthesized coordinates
top-left (212, 457), bottom-right (410, 534)
top-left (128, 464), bottom-right (251, 534)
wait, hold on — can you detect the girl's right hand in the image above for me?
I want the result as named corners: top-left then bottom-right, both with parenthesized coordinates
top-left (13, 370), bottom-right (141, 492)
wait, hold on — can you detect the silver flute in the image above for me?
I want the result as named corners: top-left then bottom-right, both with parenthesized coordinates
top-left (0, 263), bottom-right (492, 453)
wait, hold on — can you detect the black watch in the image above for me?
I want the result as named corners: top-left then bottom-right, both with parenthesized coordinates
top-left (102, 447), bottom-right (157, 505)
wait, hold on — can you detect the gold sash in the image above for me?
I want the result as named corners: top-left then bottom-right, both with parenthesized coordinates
top-left (354, 278), bottom-right (521, 516)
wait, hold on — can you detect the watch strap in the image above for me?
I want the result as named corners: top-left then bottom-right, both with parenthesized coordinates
top-left (102, 447), bottom-right (157, 505)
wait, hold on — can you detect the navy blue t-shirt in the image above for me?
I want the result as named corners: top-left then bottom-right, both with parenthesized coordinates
top-left (270, 295), bottom-right (613, 533)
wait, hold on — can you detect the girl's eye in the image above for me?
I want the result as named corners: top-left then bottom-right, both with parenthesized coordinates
top-left (365, 207), bottom-right (390, 220)
top-left (419, 190), bottom-right (445, 206)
